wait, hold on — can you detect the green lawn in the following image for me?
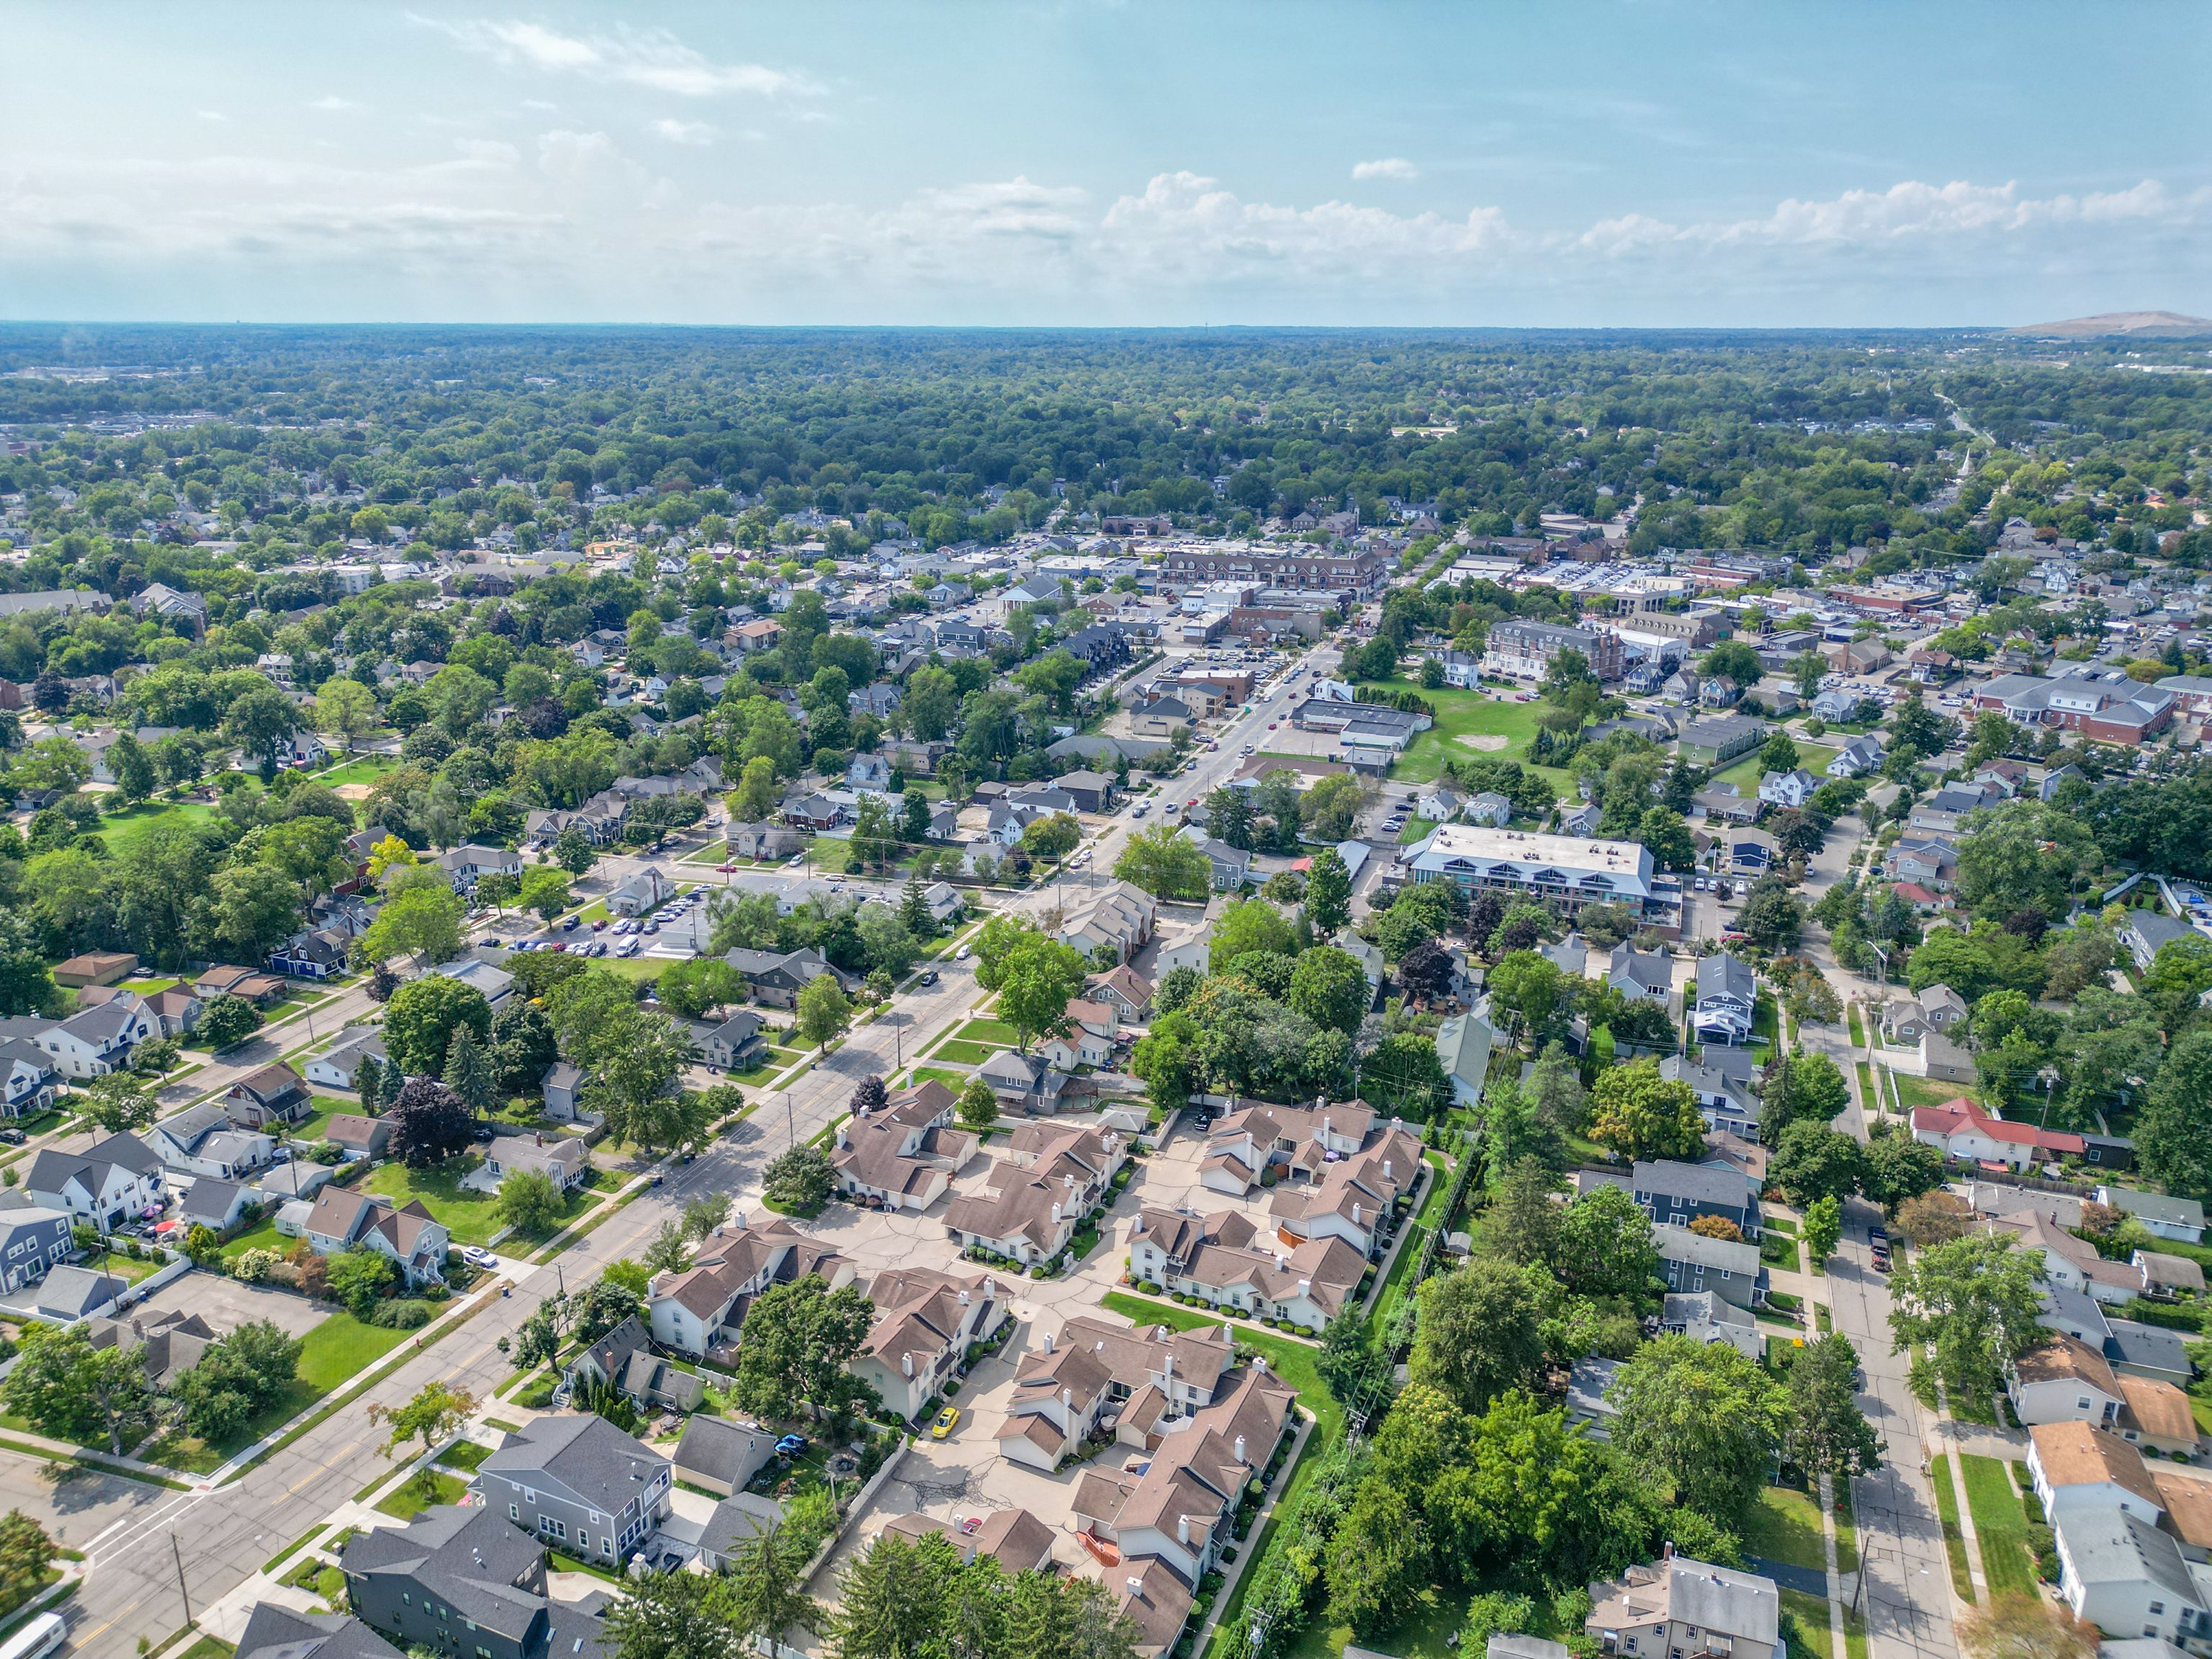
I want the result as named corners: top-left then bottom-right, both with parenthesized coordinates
top-left (1781, 1589), bottom-right (1834, 1659)
top-left (907, 1066), bottom-right (971, 1088)
top-left (932, 1039), bottom-right (999, 1064)
top-left (143, 1311), bottom-right (411, 1471)
top-left (376, 1468), bottom-right (468, 1519)
top-left (1712, 738), bottom-right (1839, 799)
top-left (1743, 1484), bottom-right (1828, 1572)
top-left (1361, 678), bottom-right (1565, 788)
top-left (1398, 815), bottom-right (1438, 846)
top-left (96, 799), bottom-right (217, 855)
top-left (218, 1215), bottom-right (287, 1264)
top-left (1932, 1455), bottom-right (1977, 1604)
top-left (1886, 1070), bottom-right (1970, 1110)
top-left (953, 1018), bottom-right (1020, 1044)
top-left (362, 1156), bottom-right (503, 1244)
top-left (314, 755), bottom-right (401, 789)
top-left (1959, 1455), bottom-right (2037, 1599)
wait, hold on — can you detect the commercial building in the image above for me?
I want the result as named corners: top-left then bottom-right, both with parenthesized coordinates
top-left (1480, 619), bottom-right (1627, 683)
top-left (1402, 825), bottom-right (1675, 926)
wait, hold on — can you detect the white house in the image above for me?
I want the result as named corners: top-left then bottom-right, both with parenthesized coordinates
top-left (24, 1138), bottom-right (167, 1232)
top-left (1758, 768), bottom-right (1820, 809)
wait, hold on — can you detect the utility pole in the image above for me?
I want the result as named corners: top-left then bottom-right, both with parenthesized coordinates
top-left (171, 1533), bottom-right (192, 1630)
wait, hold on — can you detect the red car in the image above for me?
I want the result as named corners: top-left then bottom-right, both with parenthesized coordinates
top-left (716, 863), bottom-right (737, 873)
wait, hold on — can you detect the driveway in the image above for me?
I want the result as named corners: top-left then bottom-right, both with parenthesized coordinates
top-left (127, 1268), bottom-right (328, 1339)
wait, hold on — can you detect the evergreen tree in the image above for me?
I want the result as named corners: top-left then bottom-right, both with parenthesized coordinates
top-left (900, 790), bottom-right (932, 845)
top-left (899, 873), bottom-right (932, 936)
top-left (850, 1074), bottom-right (888, 1118)
top-left (443, 1025), bottom-right (498, 1115)
top-left (356, 1053), bottom-right (382, 1117)
top-left (379, 1051), bottom-right (405, 1110)
top-left (724, 1522), bottom-right (819, 1644)
top-left (1303, 846), bottom-right (1353, 936)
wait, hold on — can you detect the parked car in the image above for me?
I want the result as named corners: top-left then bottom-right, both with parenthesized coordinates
top-left (461, 1246), bottom-right (499, 1268)
top-left (561, 916), bottom-right (580, 931)
top-left (930, 1406), bottom-right (961, 1440)
top-left (918, 969), bottom-right (938, 986)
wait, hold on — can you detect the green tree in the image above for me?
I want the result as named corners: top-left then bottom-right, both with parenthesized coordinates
top-left (1770, 1122), bottom-right (1866, 1206)
top-left (81, 1071), bottom-right (158, 1142)
top-left (313, 677), bottom-right (381, 752)
top-left (442, 1024), bottom-right (498, 1115)
top-left (383, 974), bottom-right (494, 1078)
top-left (495, 1167), bottom-right (567, 1236)
top-left (732, 1274), bottom-right (875, 1419)
top-left (956, 1075), bottom-right (998, 1130)
top-left (1803, 1194), bottom-right (1842, 1262)
top-left (606, 1569), bottom-right (743, 1659)
top-left (1213, 897), bottom-right (1296, 963)
top-left (724, 1520), bottom-right (821, 1645)
top-left (1608, 1334), bottom-right (1785, 1527)
top-left (326, 1246), bottom-right (398, 1316)
top-left (222, 683), bottom-right (302, 775)
top-left (1758, 729), bottom-right (1802, 775)
top-left (356, 882), bottom-right (466, 966)
top-left (1324, 1481), bottom-right (1428, 1635)
top-left (659, 956), bottom-right (746, 1020)
top-left (1303, 846), bottom-right (1354, 935)
top-left (1556, 1182), bottom-right (1660, 1300)
top-left (195, 993), bottom-right (264, 1050)
top-left (0, 1321), bottom-right (155, 1454)
top-left (108, 729), bottom-right (156, 804)
top-left (1407, 1258), bottom-right (1547, 1412)
top-left (517, 866), bottom-right (572, 920)
top-left (1491, 1158), bottom-right (1564, 1269)
top-left (199, 862), bottom-right (303, 960)
top-left (731, 755), bottom-right (781, 822)
top-left (583, 1010), bottom-right (703, 1153)
top-left (1287, 946), bottom-right (1369, 1035)
top-left (0, 1511), bottom-right (56, 1617)
top-left (2139, 1029), bottom-right (2212, 1198)
top-left (1954, 801), bottom-right (2099, 923)
top-left (367, 1380), bottom-right (481, 1488)
top-left (476, 871), bottom-right (520, 914)
top-left (1761, 1051), bottom-right (1852, 1147)
top-left (763, 1145), bottom-right (835, 1213)
top-left (1113, 823), bottom-right (1213, 901)
top-left (1887, 1233), bottom-right (2046, 1408)
top-left (994, 935), bottom-right (1090, 1052)
top-left (1784, 1332), bottom-right (1882, 1482)
top-left (796, 974), bottom-right (853, 1050)
top-left (1700, 640), bottom-right (1763, 690)
top-left (1861, 1130), bottom-right (1947, 1210)
top-left (1588, 1058), bottom-right (1704, 1162)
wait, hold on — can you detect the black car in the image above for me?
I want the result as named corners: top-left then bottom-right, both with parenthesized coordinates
top-left (917, 969), bottom-right (939, 986)
top-left (0, 1129), bottom-right (24, 1146)
top-left (471, 1125), bottom-right (496, 1143)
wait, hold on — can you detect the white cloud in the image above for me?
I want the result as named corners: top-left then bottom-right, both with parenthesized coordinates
top-left (418, 17), bottom-right (819, 99)
top-left (650, 118), bottom-right (716, 146)
top-left (1352, 157), bottom-right (1419, 181)
top-left (309, 95), bottom-right (360, 112)
top-left (195, 110), bottom-right (227, 122)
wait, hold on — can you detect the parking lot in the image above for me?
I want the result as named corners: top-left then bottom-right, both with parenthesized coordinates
top-left (126, 1268), bottom-right (329, 1339)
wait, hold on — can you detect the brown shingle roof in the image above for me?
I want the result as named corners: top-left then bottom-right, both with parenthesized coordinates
top-left (2031, 1420), bottom-right (2159, 1507)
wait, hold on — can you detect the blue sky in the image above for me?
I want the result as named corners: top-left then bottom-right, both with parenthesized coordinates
top-left (3, 1), bottom-right (2206, 327)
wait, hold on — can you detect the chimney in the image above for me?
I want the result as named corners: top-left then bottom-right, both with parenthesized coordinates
top-left (1352, 1202), bottom-right (1363, 1227)
top-left (1127, 1578), bottom-right (1144, 1596)
top-left (1177, 1516), bottom-right (1190, 1546)
top-left (1383, 1159), bottom-right (1393, 1182)
top-left (1220, 1323), bottom-right (1231, 1345)
top-left (958, 1289), bottom-right (970, 1306)
top-left (1051, 1201), bottom-right (1062, 1223)
top-left (1044, 1331), bottom-right (1056, 1354)
top-left (1233, 1434), bottom-right (1246, 1464)
top-left (902, 1354), bottom-right (914, 1377)
top-left (1064, 1387), bottom-right (1074, 1409)
top-left (1274, 1251), bottom-right (1287, 1271)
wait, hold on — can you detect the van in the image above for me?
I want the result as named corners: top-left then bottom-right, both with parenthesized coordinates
top-left (1, 1613), bottom-right (67, 1659)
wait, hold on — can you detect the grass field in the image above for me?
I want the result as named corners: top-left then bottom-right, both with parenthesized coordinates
top-left (1781, 1590), bottom-right (1833, 1659)
top-left (1959, 1455), bottom-right (2037, 1599)
top-left (1885, 1070), bottom-right (1969, 1110)
top-left (907, 1066), bottom-right (971, 1089)
top-left (933, 1039), bottom-right (999, 1064)
top-left (144, 1310), bottom-right (412, 1470)
top-left (1360, 678), bottom-right (1568, 788)
top-left (96, 799), bottom-right (217, 854)
top-left (1932, 1455), bottom-right (1977, 1603)
top-left (313, 755), bottom-right (401, 789)
top-left (1743, 1484), bottom-right (1827, 1572)
top-left (953, 1018), bottom-right (1019, 1044)
top-left (361, 1154), bottom-right (588, 1245)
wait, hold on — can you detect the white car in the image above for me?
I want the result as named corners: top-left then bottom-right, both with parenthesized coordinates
top-left (617, 939), bottom-right (642, 958)
top-left (955, 944), bottom-right (971, 961)
top-left (461, 1246), bottom-right (499, 1269)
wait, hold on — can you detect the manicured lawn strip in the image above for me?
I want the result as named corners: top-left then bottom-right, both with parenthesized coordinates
top-left (376, 1468), bottom-right (468, 1519)
top-left (1742, 1483), bottom-right (1828, 1572)
top-left (1887, 1070), bottom-right (1970, 1111)
top-left (262, 1524), bottom-right (330, 1575)
top-left (1779, 1589), bottom-right (1834, 1659)
top-left (1959, 1455), bottom-right (2036, 1599)
top-left (1931, 1455), bottom-right (1977, 1603)
top-left (436, 1439), bottom-right (493, 1472)
top-left (97, 800), bottom-right (217, 855)
top-left (1712, 739), bottom-right (1838, 799)
top-left (908, 1066), bottom-right (971, 1088)
top-left (1834, 1480), bottom-right (1859, 1575)
top-left (953, 1018), bottom-right (1020, 1045)
top-left (1846, 1004), bottom-right (1865, 1046)
top-left (933, 1040), bottom-right (998, 1064)
top-left (174, 1635), bottom-right (236, 1659)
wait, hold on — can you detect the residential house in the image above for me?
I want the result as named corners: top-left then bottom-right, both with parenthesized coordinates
top-left (670, 1414), bottom-right (779, 1498)
top-left (1437, 1004), bottom-right (1498, 1110)
top-left (2047, 1498), bottom-right (2212, 1647)
top-left (477, 1133), bottom-right (590, 1193)
top-left (437, 844), bottom-right (524, 892)
top-left (305, 1027), bottom-right (388, 1092)
top-left (475, 1413), bottom-right (673, 1566)
top-left (146, 1104), bottom-right (275, 1180)
top-left (541, 1061), bottom-right (585, 1122)
top-left (341, 1501), bottom-right (594, 1659)
top-left (1881, 985), bottom-right (1968, 1043)
top-left (1692, 953), bottom-right (1757, 1045)
top-left (234, 1607), bottom-right (403, 1659)
top-left (1182, 830), bottom-right (1251, 891)
top-left (300, 1188), bottom-right (451, 1285)
top-left (562, 1315), bottom-right (706, 1415)
top-left (1652, 1221), bottom-right (1768, 1310)
top-left (1057, 881), bottom-right (1157, 966)
top-left (0, 1198), bottom-right (77, 1292)
top-left (1199, 1100), bottom-right (1374, 1195)
top-left (1912, 1097), bottom-right (2085, 1171)
top-left (1660, 1054), bottom-right (1760, 1138)
top-left (973, 1048), bottom-right (1073, 1115)
top-left (644, 1213), bottom-right (857, 1359)
top-left (1128, 1206), bottom-right (1366, 1332)
top-left (1087, 963), bottom-right (1155, 1023)
top-left (878, 1510), bottom-right (1056, 1576)
top-left (1758, 768), bottom-right (1820, 809)
top-left (0, 1040), bottom-right (60, 1119)
top-left (0, 1264), bottom-right (128, 1324)
top-left (1827, 734), bottom-right (1886, 778)
top-left (942, 1138), bottom-right (1110, 1265)
top-left (849, 1263), bottom-right (1008, 1423)
top-left (25, 1137), bottom-right (165, 1231)
top-left (2100, 1189), bottom-right (2206, 1245)
top-left (0, 999), bottom-right (159, 1080)
top-left (1634, 1158), bottom-right (1763, 1239)
top-left (1677, 715), bottom-right (1768, 768)
top-left (1467, 790), bottom-right (1514, 827)
top-left (830, 1081), bottom-right (979, 1211)
top-left (2010, 1335), bottom-right (2128, 1430)
top-left (1606, 944), bottom-right (1673, 1005)
top-left (1001, 1313), bottom-right (1235, 1473)
top-left (1584, 1557), bottom-right (1782, 1659)
top-left (194, 965), bottom-right (291, 1007)
top-left (222, 1062), bottom-right (313, 1128)
top-left (606, 870), bottom-right (673, 917)
top-left (694, 1011), bottom-right (766, 1072)
top-left (52, 953), bottom-right (138, 989)
top-left (324, 1115), bottom-right (392, 1161)
top-left (723, 946), bottom-right (842, 1010)
top-left (1268, 1123), bottom-right (1427, 1258)
top-left (1051, 770), bottom-right (1118, 814)
top-left (726, 822), bottom-right (806, 862)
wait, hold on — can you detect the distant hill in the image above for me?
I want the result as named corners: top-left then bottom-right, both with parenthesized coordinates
top-left (2009, 310), bottom-right (2212, 338)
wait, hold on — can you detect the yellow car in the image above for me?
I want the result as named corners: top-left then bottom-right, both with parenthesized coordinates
top-left (930, 1406), bottom-right (961, 1439)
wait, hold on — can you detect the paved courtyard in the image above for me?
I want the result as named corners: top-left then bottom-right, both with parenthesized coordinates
top-left (125, 1269), bottom-right (330, 1339)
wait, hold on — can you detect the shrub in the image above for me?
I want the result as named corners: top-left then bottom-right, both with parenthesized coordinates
top-left (369, 1298), bottom-right (433, 1330)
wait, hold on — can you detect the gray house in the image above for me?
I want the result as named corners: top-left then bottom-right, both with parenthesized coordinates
top-left (670, 1413), bottom-right (781, 1498)
top-left (541, 1061), bottom-right (585, 1122)
top-left (341, 1501), bottom-right (602, 1659)
top-left (0, 1197), bottom-right (76, 1293)
top-left (1653, 1223), bottom-right (1768, 1310)
top-left (235, 1606), bottom-right (403, 1659)
top-left (1632, 1157), bottom-right (1762, 1238)
top-left (476, 1413), bottom-right (673, 1566)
